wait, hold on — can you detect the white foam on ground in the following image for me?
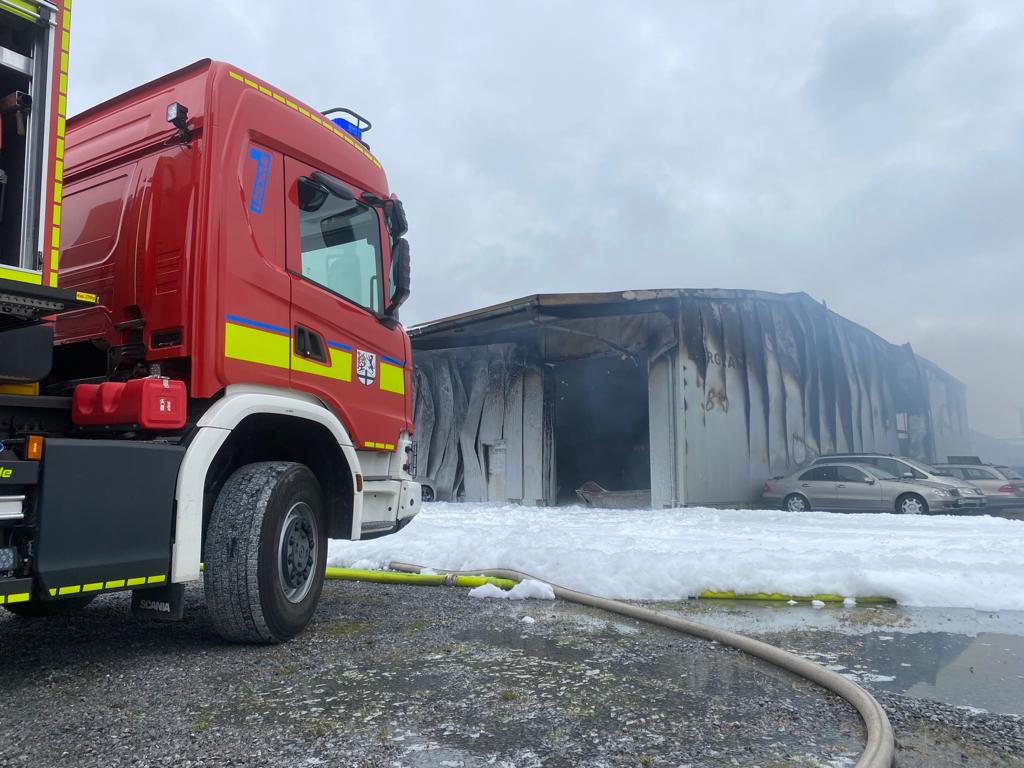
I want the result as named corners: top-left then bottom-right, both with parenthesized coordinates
top-left (468, 580), bottom-right (555, 601)
top-left (327, 502), bottom-right (1024, 611)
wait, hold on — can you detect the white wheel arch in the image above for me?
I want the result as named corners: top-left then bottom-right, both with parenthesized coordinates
top-left (171, 384), bottom-right (363, 583)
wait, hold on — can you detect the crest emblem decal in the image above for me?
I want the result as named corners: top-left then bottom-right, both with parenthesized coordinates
top-left (356, 350), bottom-right (377, 385)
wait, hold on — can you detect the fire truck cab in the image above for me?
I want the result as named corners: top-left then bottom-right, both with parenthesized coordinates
top-left (0, 55), bottom-right (420, 643)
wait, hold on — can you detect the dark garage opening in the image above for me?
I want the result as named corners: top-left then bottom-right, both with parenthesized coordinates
top-left (553, 355), bottom-right (650, 504)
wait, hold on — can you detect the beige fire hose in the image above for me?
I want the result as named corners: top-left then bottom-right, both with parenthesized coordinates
top-left (386, 561), bottom-right (895, 768)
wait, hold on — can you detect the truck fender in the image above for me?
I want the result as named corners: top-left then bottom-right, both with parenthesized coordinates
top-left (171, 384), bottom-right (363, 583)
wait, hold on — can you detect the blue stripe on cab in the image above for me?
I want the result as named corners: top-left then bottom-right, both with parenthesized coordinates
top-left (328, 340), bottom-right (353, 351)
top-left (380, 355), bottom-right (404, 367)
top-left (225, 314), bottom-right (290, 336)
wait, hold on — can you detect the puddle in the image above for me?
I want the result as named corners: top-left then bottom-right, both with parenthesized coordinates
top-left (657, 600), bottom-right (1024, 714)
top-left (836, 631), bottom-right (1024, 715)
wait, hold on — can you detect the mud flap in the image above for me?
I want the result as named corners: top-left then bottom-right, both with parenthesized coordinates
top-left (131, 583), bottom-right (185, 621)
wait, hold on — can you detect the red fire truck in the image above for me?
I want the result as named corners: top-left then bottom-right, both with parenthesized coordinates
top-left (0, 4), bottom-right (420, 642)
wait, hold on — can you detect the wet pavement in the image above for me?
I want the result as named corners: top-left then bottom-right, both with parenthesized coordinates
top-left (2, 582), bottom-right (1023, 766)
top-left (661, 599), bottom-right (1024, 715)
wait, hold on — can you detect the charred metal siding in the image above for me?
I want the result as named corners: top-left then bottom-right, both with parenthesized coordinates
top-left (410, 290), bottom-right (972, 507)
top-left (671, 292), bottom-right (969, 506)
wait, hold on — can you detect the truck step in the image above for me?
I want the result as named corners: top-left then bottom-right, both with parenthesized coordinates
top-left (0, 494), bottom-right (26, 521)
top-left (0, 277), bottom-right (97, 326)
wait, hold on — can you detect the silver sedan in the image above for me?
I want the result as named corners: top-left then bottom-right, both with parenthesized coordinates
top-left (761, 462), bottom-right (960, 515)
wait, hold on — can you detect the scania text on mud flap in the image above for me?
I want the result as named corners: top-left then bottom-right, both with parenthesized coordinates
top-left (0, 37), bottom-right (421, 642)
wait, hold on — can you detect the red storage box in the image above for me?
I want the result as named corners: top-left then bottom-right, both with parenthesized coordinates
top-left (72, 378), bottom-right (187, 430)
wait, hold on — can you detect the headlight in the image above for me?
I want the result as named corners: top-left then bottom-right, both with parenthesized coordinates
top-left (929, 488), bottom-right (951, 497)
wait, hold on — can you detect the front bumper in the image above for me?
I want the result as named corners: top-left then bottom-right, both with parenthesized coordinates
top-left (953, 494), bottom-right (987, 509)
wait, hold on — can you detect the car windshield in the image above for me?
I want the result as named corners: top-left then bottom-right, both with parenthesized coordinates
top-left (1000, 467), bottom-right (1024, 480)
top-left (903, 458), bottom-right (940, 475)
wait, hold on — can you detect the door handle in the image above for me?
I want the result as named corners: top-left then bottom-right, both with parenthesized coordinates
top-left (294, 325), bottom-right (328, 363)
top-left (837, 484), bottom-right (847, 488)
top-left (800, 483), bottom-right (810, 488)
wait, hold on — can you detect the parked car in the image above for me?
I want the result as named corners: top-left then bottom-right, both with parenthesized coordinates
top-left (762, 462), bottom-right (961, 514)
top-left (810, 453), bottom-right (987, 511)
top-left (933, 463), bottom-right (1024, 510)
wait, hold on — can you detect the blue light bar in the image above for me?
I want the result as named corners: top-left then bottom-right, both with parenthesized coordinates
top-left (331, 117), bottom-right (363, 141)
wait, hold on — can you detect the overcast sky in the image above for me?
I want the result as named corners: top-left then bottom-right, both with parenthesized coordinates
top-left (69, 1), bottom-right (1023, 437)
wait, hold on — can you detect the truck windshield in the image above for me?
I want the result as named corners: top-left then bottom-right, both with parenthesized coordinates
top-left (299, 191), bottom-right (382, 312)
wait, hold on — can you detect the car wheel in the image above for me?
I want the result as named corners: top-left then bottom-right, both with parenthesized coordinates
top-left (204, 461), bottom-right (327, 644)
top-left (784, 494), bottom-right (810, 512)
top-left (420, 483), bottom-right (435, 502)
top-left (896, 493), bottom-right (928, 515)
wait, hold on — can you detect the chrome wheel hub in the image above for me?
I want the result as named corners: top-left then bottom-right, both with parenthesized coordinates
top-left (901, 497), bottom-right (923, 515)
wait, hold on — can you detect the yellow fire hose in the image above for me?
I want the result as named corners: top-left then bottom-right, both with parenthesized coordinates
top-left (324, 563), bottom-right (895, 768)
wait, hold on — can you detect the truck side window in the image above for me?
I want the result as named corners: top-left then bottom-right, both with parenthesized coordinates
top-left (297, 185), bottom-right (382, 312)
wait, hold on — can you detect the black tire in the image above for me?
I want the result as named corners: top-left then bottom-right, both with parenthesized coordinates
top-left (896, 493), bottom-right (928, 515)
top-left (204, 461), bottom-right (327, 644)
top-left (784, 493), bottom-right (810, 513)
top-left (3, 594), bottom-right (95, 618)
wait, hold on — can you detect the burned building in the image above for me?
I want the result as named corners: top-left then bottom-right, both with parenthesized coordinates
top-left (409, 290), bottom-right (971, 508)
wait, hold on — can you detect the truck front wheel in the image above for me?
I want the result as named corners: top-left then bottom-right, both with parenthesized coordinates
top-left (204, 461), bottom-right (327, 643)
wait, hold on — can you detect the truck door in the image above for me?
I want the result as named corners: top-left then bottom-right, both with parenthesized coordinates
top-left (283, 157), bottom-right (408, 450)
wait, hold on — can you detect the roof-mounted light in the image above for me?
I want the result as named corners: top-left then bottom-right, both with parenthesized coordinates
top-left (322, 107), bottom-right (371, 145)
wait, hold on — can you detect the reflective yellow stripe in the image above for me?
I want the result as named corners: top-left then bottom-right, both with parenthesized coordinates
top-left (147, 575), bottom-right (166, 584)
top-left (49, 0), bottom-right (71, 289)
top-left (224, 322), bottom-right (290, 369)
top-left (48, 588), bottom-right (56, 596)
top-left (58, 585), bottom-right (81, 595)
top-left (105, 579), bottom-right (125, 589)
top-left (291, 347), bottom-right (352, 382)
top-left (6, 592), bottom-right (30, 604)
top-left (379, 362), bottom-right (405, 394)
top-left (228, 71), bottom-right (243, 82)
top-left (0, 0), bottom-right (39, 22)
top-left (0, 382), bottom-right (39, 395)
top-left (0, 266), bottom-right (43, 285)
top-left (126, 577), bottom-right (146, 587)
top-left (82, 582), bottom-right (104, 592)
top-left (384, 443), bottom-right (395, 451)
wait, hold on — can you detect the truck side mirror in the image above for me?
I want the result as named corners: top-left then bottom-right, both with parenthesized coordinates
top-left (383, 199), bottom-right (408, 239)
top-left (386, 237), bottom-right (410, 316)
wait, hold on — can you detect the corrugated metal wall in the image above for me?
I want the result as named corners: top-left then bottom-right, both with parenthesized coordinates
top-left (668, 292), bottom-right (970, 506)
top-left (411, 291), bottom-right (972, 508)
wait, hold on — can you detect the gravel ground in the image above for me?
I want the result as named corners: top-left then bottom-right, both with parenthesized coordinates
top-left (1, 581), bottom-right (1022, 767)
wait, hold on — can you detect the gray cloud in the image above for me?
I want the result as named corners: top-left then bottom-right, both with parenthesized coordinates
top-left (67, 1), bottom-right (1024, 436)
